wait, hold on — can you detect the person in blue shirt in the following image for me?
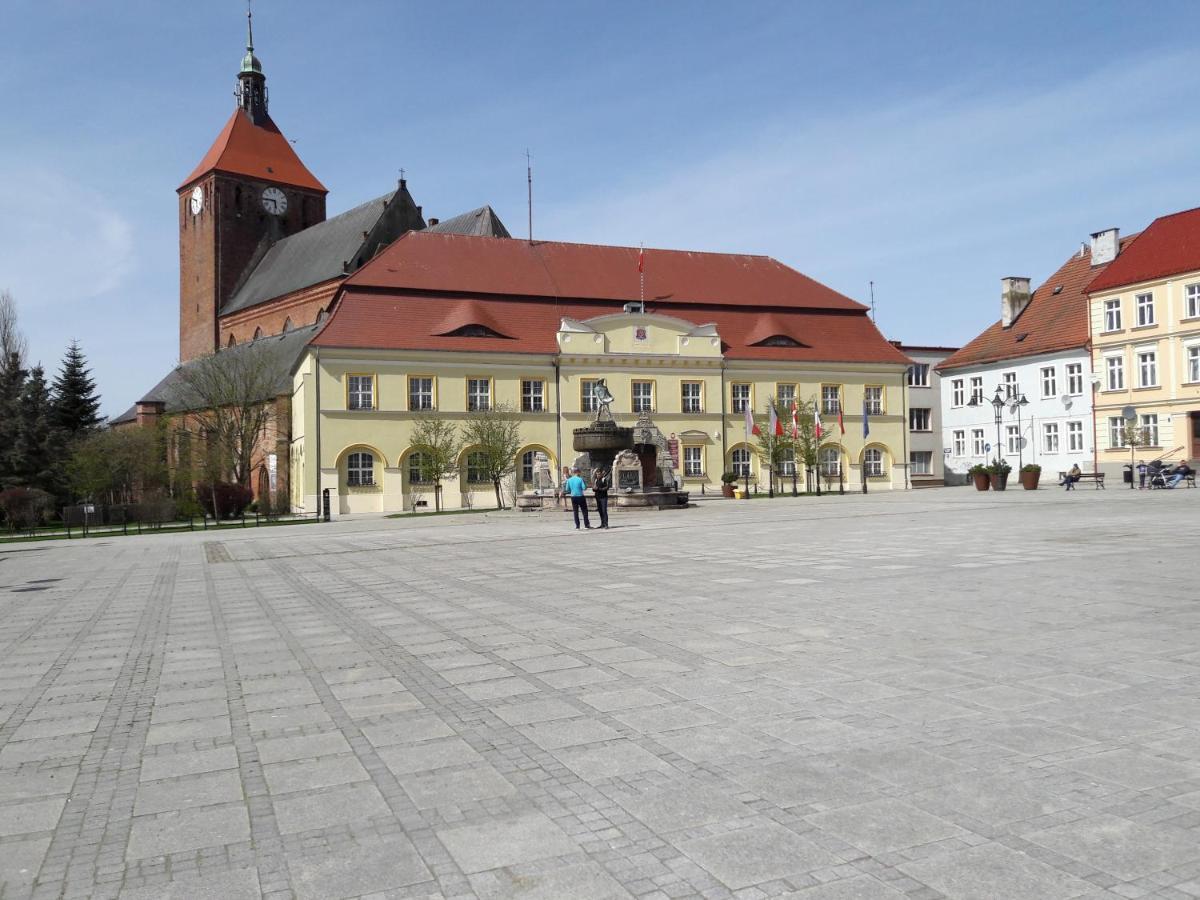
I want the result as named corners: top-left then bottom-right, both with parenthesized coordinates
top-left (564, 467), bottom-right (593, 529)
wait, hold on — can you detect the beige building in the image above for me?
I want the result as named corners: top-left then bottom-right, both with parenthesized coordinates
top-left (1087, 214), bottom-right (1200, 474)
top-left (289, 232), bottom-right (913, 515)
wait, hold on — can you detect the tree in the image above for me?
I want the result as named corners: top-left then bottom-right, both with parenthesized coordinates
top-left (0, 351), bottom-right (27, 486)
top-left (752, 396), bottom-right (795, 496)
top-left (409, 414), bottom-right (462, 512)
top-left (67, 428), bottom-right (166, 505)
top-left (172, 344), bottom-right (288, 515)
top-left (463, 403), bottom-right (523, 509)
top-left (10, 366), bottom-right (57, 494)
top-left (0, 290), bottom-right (26, 375)
top-left (50, 341), bottom-right (102, 439)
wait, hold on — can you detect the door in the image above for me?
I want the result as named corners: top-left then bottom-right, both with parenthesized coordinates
top-left (1191, 412), bottom-right (1200, 460)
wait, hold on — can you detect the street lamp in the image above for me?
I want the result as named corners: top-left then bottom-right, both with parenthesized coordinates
top-left (968, 387), bottom-right (1005, 463)
top-left (1012, 393), bottom-right (1030, 468)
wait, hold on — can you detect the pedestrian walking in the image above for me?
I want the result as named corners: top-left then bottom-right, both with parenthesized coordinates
top-left (592, 466), bottom-right (611, 529)
top-left (565, 467), bottom-right (592, 529)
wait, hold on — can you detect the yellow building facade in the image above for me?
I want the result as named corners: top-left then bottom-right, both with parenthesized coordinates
top-left (290, 311), bottom-right (910, 515)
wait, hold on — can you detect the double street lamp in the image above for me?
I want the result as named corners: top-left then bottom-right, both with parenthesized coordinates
top-left (968, 385), bottom-right (1029, 465)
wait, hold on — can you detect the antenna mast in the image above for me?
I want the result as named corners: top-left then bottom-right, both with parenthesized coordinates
top-left (869, 280), bottom-right (876, 322)
top-left (526, 149), bottom-right (533, 245)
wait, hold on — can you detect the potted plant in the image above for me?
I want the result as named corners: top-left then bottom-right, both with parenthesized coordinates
top-left (1019, 463), bottom-right (1041, 491)
top-left (988, 458), bottom-right (1012, 491)
top-left (968, 463), bottom-right (991, 492)
top-left (720, 471), bottom-right (738, 498)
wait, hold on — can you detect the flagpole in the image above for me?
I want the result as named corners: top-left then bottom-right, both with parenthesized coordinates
top-left (639, 243), bottom-right (645, 309)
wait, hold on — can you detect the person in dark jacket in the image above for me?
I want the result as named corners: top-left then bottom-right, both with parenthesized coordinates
top-left (592, 466), bottom-right (611, 529)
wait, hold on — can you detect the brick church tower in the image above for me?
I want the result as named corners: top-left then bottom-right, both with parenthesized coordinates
top-left (177, 8), bottom-right (327, 361)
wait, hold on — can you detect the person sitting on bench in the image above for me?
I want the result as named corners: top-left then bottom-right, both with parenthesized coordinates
top-left (1060, 463), bottom-right (1081, 489)
top-left (1165, 460), bottom-right (1194, 489)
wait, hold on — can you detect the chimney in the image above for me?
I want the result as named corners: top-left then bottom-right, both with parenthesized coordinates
top-left (1001, 276), bottom-right (1032, 329)
top-left (1090, 228), bottom-right (1119, 266)
top-left (428, 217), bottom-right (439, 226)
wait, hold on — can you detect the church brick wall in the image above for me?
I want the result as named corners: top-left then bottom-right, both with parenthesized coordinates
top-left (219, 279), bottom-right (340, 345)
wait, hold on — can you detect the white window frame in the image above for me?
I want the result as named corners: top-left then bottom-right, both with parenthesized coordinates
top-left (1066, 363), bottom-right (1084, 396)
top-left (731, 383), bottom-right (751, 414)
top-left (778, 448), bottom-right (796, 477)
top-left (407, 451), bottom-right (430, 485)
top-left (819, 447), bottom-right (841, 477)
top-left (1042, 422), bottom-right (1060, 454)
top-left (1109, 416), bottom-right (1127, 449)
top-left (1187, 284), bottom-right (1200, 319)
top-left (521, 379), bottom-right (545, 413)
top-left (953, 430), bottom-right (966, 456)
top-left (1135, 292), bottom-right (1155, 327)
top-left (1106, 355), bottom-right (1124, 391)
top-left (908, 364), bottom-right (930, 387)
top-left (1104, 298), bottom-right (1122, 332)
top-left (1002, 371), bottom-right (1018, 399)
top-left (520, 450), bottom-right (536, 484)
top-left (971, 429), bottom-right (986, 456)
top-left (1137, 349), bottom-right (1158, 388)
top-left (775, 383), bottom-right (797, 409)
top-left (346, 451), bottom-right (375, 486)
top-left (465, 450), bottom-right (488, 483)
top-left (581, 379), bottom-right (600, 414)
top-left (1189, 345), bottom-right (1200, 383)
top-left (632, 380), bottom-right (654, 413)
top-left (864, 386), bottom-right (883, 416)
top-left (408, 376), bottom-right (434, 411)
top-left (1067, 420), bottom-right (1084, 452)
top-left (969, 376), bottom-right (984, 404)
top-left (1140, 413), bottom-right (1159, 447)
top-left (821, 384), bottom-right (842, 415)
top-left (683, 446), bottom-right (704, 477)
top-left (347, 375), bottom-right (375, 411)
top-left (908, 407), bottom-right (931, 432)
top-left (1040, 366), bottom-right (1056, 399)
top-left (951, 379), bottom-right (964, 407)
top-left (909, 451), bottom-right (932, 475)
top-left (863, 448), bottom-right (884, 477)
top-left (1006, 425), bottom-right (1020, 454)
top-left (731, 447), bottom-right (752, 478)
top-left (681, 381), bottom-right (703, 413)
top-left (467, 378), bottom-right (491, 412)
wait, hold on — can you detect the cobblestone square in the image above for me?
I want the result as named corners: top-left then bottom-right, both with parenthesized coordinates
top-left (2, 489), bottom-right (1199, 899)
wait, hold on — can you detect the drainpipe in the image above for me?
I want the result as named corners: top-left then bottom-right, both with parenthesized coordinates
top-left (719, 361), bottom-right (728, 479)
top-left (313, 348), bottom-right (321, 509)
top-left (901, 368), bottom-right (910, 490)
top-left (554, 358), bottom-right (562, 481)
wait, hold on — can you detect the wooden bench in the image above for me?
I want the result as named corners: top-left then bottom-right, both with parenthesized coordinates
top-left (1058, 471), bottom-right (1105, 490)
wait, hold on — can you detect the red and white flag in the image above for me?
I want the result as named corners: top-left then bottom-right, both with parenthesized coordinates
top-left (790, 402), bottom-right (799, 439)
top-left (769, 402), bottom-right (782, 437)
top-left (744, 402), bottom-right (761, 437)
top-left (637, 247), bottom-right (644, 273)
top-left (838, 406), bottom-right (845, 435)
top-left (813, 405), bottom-right (823, 439)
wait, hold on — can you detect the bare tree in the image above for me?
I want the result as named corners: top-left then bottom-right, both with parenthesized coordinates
top-left (171, 344), bottom-right (287, 515)
top-left (410, 414), bottom-right (462, 512)
top-left (463, 403), bottom-right (523, 509)
top-left (0, 290), bottom-right (27, 375)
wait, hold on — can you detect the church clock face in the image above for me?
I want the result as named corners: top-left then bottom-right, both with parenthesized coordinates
top-left (189, 185), bottom-right (204, 215)
top-left (261, 186), bottom-right (288, 216)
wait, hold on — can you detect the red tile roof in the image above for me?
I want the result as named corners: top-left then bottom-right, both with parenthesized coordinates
top-left (937, 237), bottom-right (1136, 372)
top-left (312, 292), bottom-right (910, 365)
top-left (180, 109), bottom-right (326, 192)
top-left (343, 231), bottom-right (867, 311)
top-left (1086, 207), bottom-right (1200, 293)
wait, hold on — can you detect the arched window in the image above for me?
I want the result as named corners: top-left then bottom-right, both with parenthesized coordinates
top-left (731, 447), bottom-right (751, 478)
top-left (864, 448), bottom-right (884, 477)
top-left (777, 448), bottom-right (796, 476)
top-left (520, 450), bottom-right (536, 485)
top-left (252, 326), bottom-right (263, 341)
top-left (407, 451), bottom-right (430, 484)
top-left (820, 447), bottom-right (841, 477)
top-left (227, 334), bottom-right (236, 347)
top-left (346, 451), bottom-right (374, 486)
top-left (465, 450), bottom-right (488, 484)
top-left (282, 317), bottom-right (292, 333)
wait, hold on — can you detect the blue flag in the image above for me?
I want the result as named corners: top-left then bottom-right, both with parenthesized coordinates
top-left (862, 398), bottom-right (870, 438)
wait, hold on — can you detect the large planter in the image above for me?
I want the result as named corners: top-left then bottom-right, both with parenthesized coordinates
top-left (991, 472), bottom-right (1009, 491)
top-left (972, 472), bottom-right (991, 492)
top-left (721, 483), bottom-right (736, 498)
top-left (1020, 470), bottom-right (1041, 490)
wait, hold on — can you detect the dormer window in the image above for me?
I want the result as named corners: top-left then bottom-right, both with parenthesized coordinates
top-left (445, 324), bottom-right (508, 338)
top-left (754, 334), bottom-right (804, 347)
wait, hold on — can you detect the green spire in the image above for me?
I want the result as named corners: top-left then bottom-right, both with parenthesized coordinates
top-left (240, 2), bottom-right (262, 74)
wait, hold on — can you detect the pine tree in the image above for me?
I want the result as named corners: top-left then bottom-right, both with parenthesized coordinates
top-left (0, 352), bottom-right (28, 487)
top-left (12, 366), bottom-right (58, 494)
top-left (50, 341), bottom-right (102, 439)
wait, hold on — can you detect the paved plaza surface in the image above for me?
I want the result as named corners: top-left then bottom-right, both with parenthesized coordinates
top-left (2, 489), bottom-right (1200, 900)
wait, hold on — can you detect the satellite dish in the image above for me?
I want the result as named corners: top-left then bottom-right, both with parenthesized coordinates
top-left (1122, 404), bottom-right (1137, 422)
top-left (1061, 394), bottom-right (1073, 409)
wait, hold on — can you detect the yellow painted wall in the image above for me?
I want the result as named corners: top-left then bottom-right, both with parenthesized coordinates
top-left (292, 314), bottom-right (910, 514)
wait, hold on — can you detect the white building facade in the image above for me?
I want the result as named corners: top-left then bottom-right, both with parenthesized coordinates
top-left (940, 349), bottom-right (1095, 483)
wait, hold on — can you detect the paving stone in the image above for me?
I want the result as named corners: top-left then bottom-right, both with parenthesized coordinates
top-left (126, 804), bottom-right (250, 859)
top-left (116, 867), bottom-right (262, 900)
top-left (0, 796), bottom-right (67, 836)
top-left (1026, 813), bottom-right (1200, 881)
top-left (677, 822), bottom-right (842, 889)
top-left (899, 842), bottom-right (1094, 900)
top-left (133, 770), bottom-right (244, 815)
top-left (285, 831), bottom-right (430, 900)
top-left (139, 746), bottom-right (239, 782)
top-left (262, 754), bottom-right (369, 794)
top-left (470, 861), bottom-right (633, 898)
top-left (805, 797), bottom-right (967, 854)
top-left (437, 809), bottom-right (580, 873)
top-left (272, 780), bottom-right (391, 833)
top-left (377, 736), bottom-right (485, 774)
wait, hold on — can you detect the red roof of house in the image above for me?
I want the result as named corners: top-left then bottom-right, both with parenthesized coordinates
top-left (1086, 207), bottom-right (1200, 293)
top-left (180, 109), bottom-right (326, 192)
top-left (938, 237), bottom-right (1135, 372)
top-left (342, 231), bottom-right (867, 311)
top-left (312, 292), bottom-right (910, 365)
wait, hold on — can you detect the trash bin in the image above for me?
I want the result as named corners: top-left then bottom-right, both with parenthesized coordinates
top-left (1123, 464), bottom-right (1133, 484)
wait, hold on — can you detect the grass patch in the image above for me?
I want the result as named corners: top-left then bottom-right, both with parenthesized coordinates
top-left (386, 507), bottom-right (499, 519)
top-left (0, 516), bottom-right (320, 544)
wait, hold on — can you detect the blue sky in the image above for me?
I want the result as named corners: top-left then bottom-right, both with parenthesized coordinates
top-left (3, 1), bottom-right (1200, 415)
